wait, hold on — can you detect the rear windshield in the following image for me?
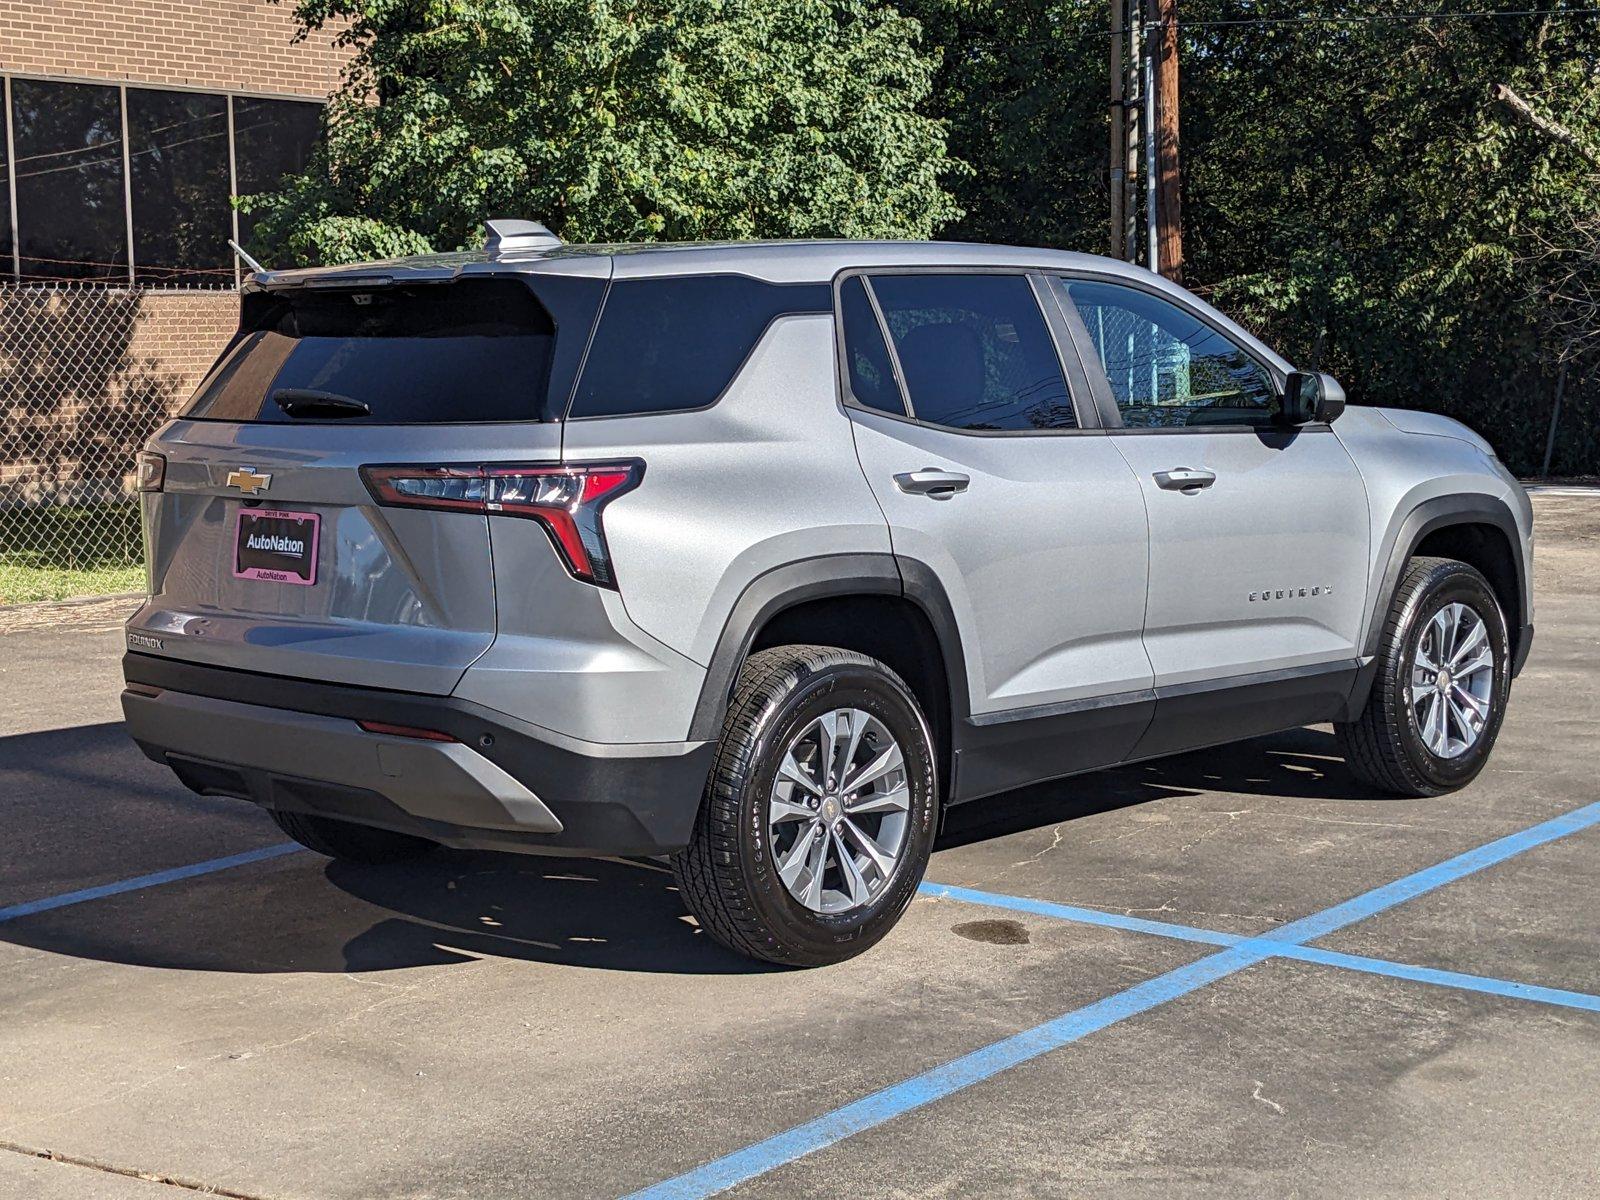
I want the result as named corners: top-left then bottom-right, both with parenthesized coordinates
top-left (182, 277), bottom-right (602, 424)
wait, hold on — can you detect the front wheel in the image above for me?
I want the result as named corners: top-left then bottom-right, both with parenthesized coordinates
top-left (673, 645), bottom-right (940, 967)
top-left (1336, 556), bottom-right (1511, 796)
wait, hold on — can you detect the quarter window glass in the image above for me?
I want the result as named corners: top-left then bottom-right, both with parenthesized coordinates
top-left (1060, 279), bottom-right (1278, 428)
top-left (839, 276), bottom-right (905, 416)
top-left (570, 276), bottom-right (830, 418)
top-left (868, 274), bottom-right (1076, 432)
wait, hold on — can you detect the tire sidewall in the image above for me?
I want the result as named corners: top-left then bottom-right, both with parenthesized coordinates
top-left (1393, 568), bottom-right (1510, 790)
top-left (734, 660), bottom-right (938, 962)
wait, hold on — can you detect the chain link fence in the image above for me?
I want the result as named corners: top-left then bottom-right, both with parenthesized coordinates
top-left (1, 281), bottom-right (238, 603)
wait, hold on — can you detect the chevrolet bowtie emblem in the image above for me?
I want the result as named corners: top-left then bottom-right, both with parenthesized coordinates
top-left (225, 467), bottom-right (272, 495)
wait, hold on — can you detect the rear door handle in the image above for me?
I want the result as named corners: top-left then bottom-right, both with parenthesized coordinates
top-left (1153, 467), bottom-right (1216, 492)
top-left (894, 468), bottom-right (970, 498)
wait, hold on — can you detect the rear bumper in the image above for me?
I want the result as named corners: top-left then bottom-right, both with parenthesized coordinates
top-left (122, 654), bottom-right (715, 857)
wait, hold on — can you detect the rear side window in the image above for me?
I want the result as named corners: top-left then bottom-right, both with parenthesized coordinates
top-left (182, 277), bottom-right (602, 424)
top-left (839, 276), bottom-right (906, 416)
top-left (868, 273), bottom-right (1077, 432)
top-left (569, 275), bottom-right (831, 418)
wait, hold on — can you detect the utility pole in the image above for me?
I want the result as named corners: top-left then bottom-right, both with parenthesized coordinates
top-left (1122, 0), bottom-right (1141, 261)
top-left (1142, 5), bottom-right (1159, 275)
top-left (1152, 0), bottom-right (1183, 281)
top-left (1109, 0), bottom-right (1126, 257)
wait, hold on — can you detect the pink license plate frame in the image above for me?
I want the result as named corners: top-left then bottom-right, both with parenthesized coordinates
top-left (233, 508), bottom-right (321, 586)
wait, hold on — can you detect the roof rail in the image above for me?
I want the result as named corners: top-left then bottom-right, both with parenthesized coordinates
top-left (483, 219), bottom-right (563, 257)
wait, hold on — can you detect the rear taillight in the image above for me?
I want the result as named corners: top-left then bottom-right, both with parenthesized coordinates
top-left (360, 461), bottom-right (642, 588)
top-left (135, 451), bottom-right (166, 493)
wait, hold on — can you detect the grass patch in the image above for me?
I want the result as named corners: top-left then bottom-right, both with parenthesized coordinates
top-left (0, 503), bottom-right (145, 604)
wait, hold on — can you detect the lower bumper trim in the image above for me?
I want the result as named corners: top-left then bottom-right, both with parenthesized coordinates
top-left (121, 653), bottom-right (716, 856)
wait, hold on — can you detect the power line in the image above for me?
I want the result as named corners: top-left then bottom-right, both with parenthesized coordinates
top-left (1173, 6), bottom-right (1600, 30)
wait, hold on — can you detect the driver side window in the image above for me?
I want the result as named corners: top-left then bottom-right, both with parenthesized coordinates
top-left (1056, 278), bottom-right (1279, 428)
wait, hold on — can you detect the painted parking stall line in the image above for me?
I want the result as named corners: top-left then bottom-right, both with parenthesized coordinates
top-left (0, 843), bottom-right (302, 925)
top-left (927, 883), bottom-right (1600, 1014)
top-left (626, 800), bottom-right (1600, 1200)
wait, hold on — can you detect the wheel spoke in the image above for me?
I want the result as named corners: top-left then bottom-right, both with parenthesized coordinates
top-left (812, 711), bottom-right (845, 789)
top-left (1451, 684), bottom-right (1489, 719)
top-left (777, 821), bottom-right (821, 890)
top-left (842, 742), bottom-right (904, 794)
top-left (801, 828), bottom-right (829, 910)
top-left (1422, 692), bottom-right (1446, 756)
top-left (777, 749), bottom-right (825, 798)
top-left (769, 794), bottom-right (815, 825)
top-left (840, 709), bottom-right (868, 782)
top-left (1452, 648), bottom-right (1494, 681)
top-left (845, 782), bottom-right (911, 816)
top-left (1448, 618), bottom-right (1487, 670)
top-left (841, 816), bottom-right (896, 878)
top-left (1445, 694), bottom-right (1476, 748)
top-left (1430, 609), bottom-right (1453, 665)
top-left (1414, 643), bottom-right (1439, 673)
top-left (832, 828), bottom-right (870, 907)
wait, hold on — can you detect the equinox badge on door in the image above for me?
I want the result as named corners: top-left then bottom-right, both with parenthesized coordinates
top-left (225, 467), bottom-right (272, 495)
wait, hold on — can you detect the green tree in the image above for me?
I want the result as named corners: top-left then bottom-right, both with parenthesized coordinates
top-left (248, 0), bottom-right (962, 263)
top-left (908, 1), bottom-right (1600, 473)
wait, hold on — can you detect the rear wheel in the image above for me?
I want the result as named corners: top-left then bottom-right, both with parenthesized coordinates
top-left (1336, 556), bottom-right (1510, 796)
top-left (269, 810), bottom-right (437, 864)
top-left (673, 645), bottom-right (939, 966)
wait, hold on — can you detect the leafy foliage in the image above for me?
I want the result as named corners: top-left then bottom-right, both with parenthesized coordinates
top-left (254, 0), bottom-right (1600, 473)
top-left (907, 1), bottom-right (1600, 474)
top-left (247, 0), bottom-right (962, 261)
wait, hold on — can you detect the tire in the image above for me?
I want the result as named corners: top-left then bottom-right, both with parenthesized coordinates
top-left (1335, 556), bottom-right (1511, 797)
top-left (672, 645), bottom-right (940, 967)
top-left (269, 809), bottom-right (437, 864)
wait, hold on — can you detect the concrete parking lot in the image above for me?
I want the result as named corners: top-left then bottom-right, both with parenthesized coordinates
top-left (2, 491), bottom-right (1597, 1200)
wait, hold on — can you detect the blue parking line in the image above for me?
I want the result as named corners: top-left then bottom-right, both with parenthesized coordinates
top-left (627, 941), bottom-right (1274, 1200)
top-left (1279, 943), bottom-right (1600, 1012)
top-left (0, 843), bottom-right (302, 924)
top-left (929, 883), bottom-right (1600, 1013)
top-left (627, 800), bottom-right (1600, 1200)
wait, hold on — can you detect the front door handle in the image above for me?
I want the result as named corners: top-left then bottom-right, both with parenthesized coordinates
top-left (894, 468), bottom-right (971, 498)
top-left (1153, 467), bottom-right (1216, 492)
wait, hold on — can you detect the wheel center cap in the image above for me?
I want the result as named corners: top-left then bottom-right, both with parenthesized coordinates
top-left (821, 797), bottom-right (840, 824)
top-left (1436, 669), bottom-right (1452, 693)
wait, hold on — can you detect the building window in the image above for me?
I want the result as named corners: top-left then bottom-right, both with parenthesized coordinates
top-left (127, 88), bottom-right (232, 285)
top-left (233, 97), bottom-right (323, 251)
top-left (11, 79), bottom-right (129, 281)
top-left (1, 75), bottom-right (322, 285)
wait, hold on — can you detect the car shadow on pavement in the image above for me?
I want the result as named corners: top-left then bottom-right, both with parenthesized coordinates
top-left (938, 724), bottom-right (1389, 850)
top-left (2, 720), bottom-right (1382, 977)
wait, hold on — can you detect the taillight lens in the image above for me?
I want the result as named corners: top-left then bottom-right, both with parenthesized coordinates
top-left (360, 461), bottom-right (642, 588)
top-left (135, 450), bottom-right (166, 493)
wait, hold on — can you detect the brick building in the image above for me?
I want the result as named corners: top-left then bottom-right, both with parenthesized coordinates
top-left (0, 2), bottom-right (351, 522)
top-left (2, 0), bottom-right (350, 285)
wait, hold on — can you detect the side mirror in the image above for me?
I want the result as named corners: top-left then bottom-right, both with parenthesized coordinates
top-left (1280, 371), bottom-right (1346, 425)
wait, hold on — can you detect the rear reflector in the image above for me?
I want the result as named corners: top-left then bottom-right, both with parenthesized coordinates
top-left (356, 720), bottom-right (457, 742)
top-left (360, 460), bottom-right (642, 588)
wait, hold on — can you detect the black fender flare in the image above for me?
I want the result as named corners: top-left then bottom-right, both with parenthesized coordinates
top-left (686, 553), bottom-right (972, 743)
top-left (1350, 493), bottom-right (1530, 713)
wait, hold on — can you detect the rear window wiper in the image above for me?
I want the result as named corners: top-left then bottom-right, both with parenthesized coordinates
top-left (273, 388), bottom-right (372, 419)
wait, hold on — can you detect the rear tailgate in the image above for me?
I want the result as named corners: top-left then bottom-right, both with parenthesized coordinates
top-left (127, 270), bottom-right (604, 695)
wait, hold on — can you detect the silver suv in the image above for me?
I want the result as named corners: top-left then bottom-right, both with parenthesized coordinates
top-left (122, 227), bottom-right (1535, 965)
